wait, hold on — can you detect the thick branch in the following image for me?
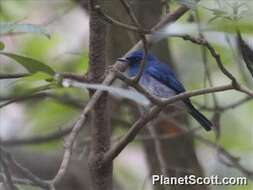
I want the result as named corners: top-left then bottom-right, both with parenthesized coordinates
top-left (87, 0), bottom-right (112, 190)
top-left (103, 84), bottom-right (233, 163)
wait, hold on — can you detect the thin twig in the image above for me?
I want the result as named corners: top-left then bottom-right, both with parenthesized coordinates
top-left (178, 34), bottom-right (237, 82)
top-left (195, 10), bottom-right (219, 108)
top-left (94, 5), bottom-right (150, 34)
top-left (61, 73), bottom-right (88, 83)
top-left (194, 134), bottom-right (253, 179)
top-left (103, 105), bottom-right (163, 163)
top-left (147, 124), bottom-right (168, 176)
top-left (0, 84), bottom-right (52, 109)
top-left (51, 109), bottom-right (88, 185)
top-left (156, 118), bottom-right (253, 180)
top-left (172, 34), bottom-right (253, 97)
top-left (0, 173), bottom-right (38, 187)
top-left (2, 149), bottom-right (51, 190)
top-left (114, 70), bottom-right (161, 104)
top-left (1, 124), bottom-right (201, 148)
top-left (0, 92), bottom-right (84, 109)
top-left (226, 35), bottom-right (252, 86)
top-left (0, 73), bottom-right (88, 82)
top-left (0, 73), bottom-right (29, 79)
top-left (0, 148), bottom-right (18, 190)
top-left (118, 0), bottom-right (149, 83)
top-left (195, 96), bottom-right (252, 112)
top-left (133, 34), bottom-right (148, 83)
top-left (0, 126), bottom-right (72, 147)
top-left (119, 0), bottom-right (141, 28)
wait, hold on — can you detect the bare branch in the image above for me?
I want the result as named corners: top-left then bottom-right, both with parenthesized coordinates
top-left (171, 34), bottom-right (253, 97)
top-left (0, 72), bottom-right (88, 82)
top-left (0, 173), bottom-right (37, 187)
top-left (147, 124), bottom-right (168, 176)
top-left (60, 73), bottom-right (88, 83)
top-left (0, 73), bottom-right (29, 79)
top-left (196, 96), bottom-right (252, 112)
top-left (0, 148), bottom-right (18, 190)
top-left (151, 5), bottom-right (190, 32)
top-left (114, 70), bottom-right (161, 104)
top-left (0, 126), bottom-right (72, 147)
top-left (1, 149), bottom-right (51, 190)
top-left (117, 0), bottom-right (149, 83)
top-left (194, 135), bottom-right (253, 179)
top-left (133, 34), bottom-right (148, 83)
top-left (103, 83), bottom-right (233, 163)
top-left (103, 105), bottom-right (162, 163)
top-left (94, 5), bottom-right (150, 34)
top-left (51, 110), bottom-right (87, 185)
top-left (119, 0), bottom-right (141, 28)
top-left (194, 10), bottom-right (219, 109)
top-left (0, 92), bottom-right (84, 109)
top-left (157, 119), bottom-right (253, 180)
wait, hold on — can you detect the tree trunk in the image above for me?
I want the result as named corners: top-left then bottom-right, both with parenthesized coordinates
top-left (87, 0), bottom-right (112, 190)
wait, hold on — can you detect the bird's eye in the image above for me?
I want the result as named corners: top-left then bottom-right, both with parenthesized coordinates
top-left (130, 57), bottom-right (142, 63)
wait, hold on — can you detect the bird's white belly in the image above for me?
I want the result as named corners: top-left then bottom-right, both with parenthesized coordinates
top-left (139, 74), bottom-right (176, 98)
top-left (139, 74), bottom-right (186, 110)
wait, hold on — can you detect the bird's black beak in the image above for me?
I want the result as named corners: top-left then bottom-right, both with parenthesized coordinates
top-left (117, 57), bottom-right (129, 63)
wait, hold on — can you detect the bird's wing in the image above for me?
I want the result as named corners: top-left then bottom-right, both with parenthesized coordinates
top-left (146, 62), bottom-right (186, 94)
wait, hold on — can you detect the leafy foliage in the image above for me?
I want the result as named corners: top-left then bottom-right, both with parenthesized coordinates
top-left (0, 52), bottom-right (55, 75)
top-left (237, 31), bottom-right (253, 77)
top-left (0, 41), bottom-right (5, 50)
top-left (178, 0), bottom-right (197, 10)
top-left (204, 1), bottom-right (253, 22)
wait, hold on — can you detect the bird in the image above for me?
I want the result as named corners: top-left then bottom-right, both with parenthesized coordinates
top-left (117, 50), bottom-right (212, 131)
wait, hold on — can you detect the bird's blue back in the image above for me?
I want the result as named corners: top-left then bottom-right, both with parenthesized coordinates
top-left (146, 62), bottom-right (186, 94)
top-left (126, 51), bottom-right (186, 94)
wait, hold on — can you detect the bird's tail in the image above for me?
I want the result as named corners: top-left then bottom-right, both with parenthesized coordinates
top-left (186, 103), bottom-right (212, 131)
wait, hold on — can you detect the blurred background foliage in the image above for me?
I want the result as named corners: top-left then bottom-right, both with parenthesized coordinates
top-left (0, 0), bottom-right (253, 190)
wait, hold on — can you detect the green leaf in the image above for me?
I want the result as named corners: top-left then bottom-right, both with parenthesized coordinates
top-left (0, 84), bottom-right (53, 109)
top-left (22, 36), bottom-right (60, 61)
top-left (0, 41), bottom-right (4, 50)
top-left (205, 8), bottom-right (228, 17)
top-left (21, 72), bottom-right (53, 82)
top-left (0, 22), bottom-right (50, 38)
top-left (0, 52), bottom-right (55, 75)
top-left (239, 10), bottom-right (253, 18)
top-left (179, 0), bottom-right (197, 10)
top-left (207, 20), bottom-right (253, 34)
top-left (237, 31), bottom-right (253, 77)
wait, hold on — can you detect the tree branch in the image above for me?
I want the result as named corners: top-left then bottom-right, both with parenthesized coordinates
top-left (0, 73), bottom-right (29, 79)
top-left (0, 126), bottom-right (72, 147)
top-left (1, 149), bottom-right (51, 190)
top-left (0, 147), bottom-right (18, 190)
top-left (103, 83), bottom-right (233, 163)
top-left (94, 5), bottom-right (150, 34)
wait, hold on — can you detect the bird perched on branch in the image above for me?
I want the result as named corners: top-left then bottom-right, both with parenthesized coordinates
top-left (117, 50), bottom-right (212, 131)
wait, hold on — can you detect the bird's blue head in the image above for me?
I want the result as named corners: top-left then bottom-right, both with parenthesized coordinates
top-left (117, 50), bottom-right (157, 77)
